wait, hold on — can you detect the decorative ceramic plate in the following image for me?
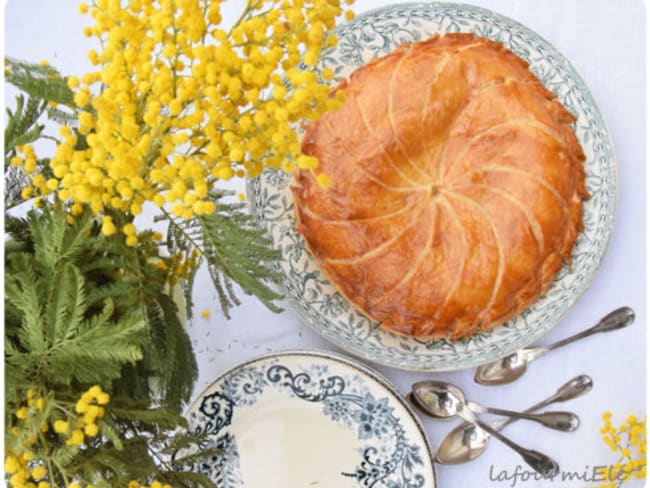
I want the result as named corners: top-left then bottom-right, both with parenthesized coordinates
top-left (247, 2), bottom-right (617, 371)
top-left (183, 350), bottom-right (436, 487)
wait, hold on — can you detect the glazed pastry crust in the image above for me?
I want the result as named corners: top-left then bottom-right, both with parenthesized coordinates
top-left (292, 33), bottom-right (589, 340)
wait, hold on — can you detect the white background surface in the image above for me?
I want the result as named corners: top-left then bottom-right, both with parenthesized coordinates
top-left (4, 1), bottom-right (646, 487)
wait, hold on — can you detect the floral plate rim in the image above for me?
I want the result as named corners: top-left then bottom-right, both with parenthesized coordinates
top-left (185, 348), bottom-right (437, 487)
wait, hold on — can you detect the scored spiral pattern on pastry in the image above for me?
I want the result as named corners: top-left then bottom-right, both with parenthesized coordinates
top-left (292, 33), bottom-right (590, 340)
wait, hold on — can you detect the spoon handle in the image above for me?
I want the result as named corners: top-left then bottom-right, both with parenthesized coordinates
top-left (484, 407), bottom-right (579, 431)
top-left (483, 374), bottom-right (593, 432)
top-left (546, 306), bottom-right (635, 352)
top-left (488, 392), bottom-right (562, 431)
top-left (548, 374), bottom-right (594, 403)
top-left (470, 416), bottom-right (559, 478)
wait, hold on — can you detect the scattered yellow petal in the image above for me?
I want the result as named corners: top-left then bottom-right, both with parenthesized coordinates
top-left (316, 173), bottom-right (331, 189)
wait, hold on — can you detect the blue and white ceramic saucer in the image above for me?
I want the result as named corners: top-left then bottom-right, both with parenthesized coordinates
top-left (184, 350), bottom-right (436, 488)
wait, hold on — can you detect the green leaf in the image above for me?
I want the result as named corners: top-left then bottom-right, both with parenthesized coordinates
top-left (30, 205), bottom-right (67, 270)
top-left (47, 311), bottom-right (147, 385)
top-left (60, 208), bottom-right (94, 261)
top-left (165, 190), bottom-right (284, 318)
top-left (4, 204), bottom-right (208, 485)
top-left (198, 200), bottom-right (284, 315)
top-left (5, 253), bottom-right (47, 354)
top-left (4, 94), bottom-right (47, 156)
top-left (51, 445), bottom-right (80, 468)
top-left (5, 57), bottom-right (75, 107)
top-left (4, 93), bottom-right (25, 145)
top-left (162, 470), bottom-right (218, 488)
top-left (98, 418), bottom-right (124, 451)
top-left (145, 292), bottom-right (197, 411)
top-left (4, 59), bottom-right (78, 208)
top-left (110, 406), bottom-right (188, 431)
top-left (47, 105), bottom-right (79, 124)
top-left (171, 446), bottom-right (224, 467)
top-left (4, 215), bottom-right (32, 247)
top-left (47, 262), bottom-right (87, 344)
top-left (7, 125), bottom-right (45, 151)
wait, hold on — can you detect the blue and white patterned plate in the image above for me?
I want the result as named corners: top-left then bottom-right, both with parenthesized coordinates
top-left (247, 2), bottom-right (617, 371)
top-left (184, 350), bottom-right (436, 488)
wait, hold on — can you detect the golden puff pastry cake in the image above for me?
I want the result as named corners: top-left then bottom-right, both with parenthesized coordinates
top-left (292, 33), bottom-right (589, 340)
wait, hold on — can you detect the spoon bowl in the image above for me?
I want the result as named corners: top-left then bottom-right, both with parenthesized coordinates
top-left (435, 422), bottom-right (489, 464)
top-left (475, 307), bottom-right (634, 385)
top-left (411, 380), bottom-right (564, 477)
top-left (433, 375), bottom-right (593, 465)
top-left (474, 350), bottom-right (529, 385)
top-left (412, 380), bottom-right (579, 431)
top-left (411, 381), bottom-right (466, 419)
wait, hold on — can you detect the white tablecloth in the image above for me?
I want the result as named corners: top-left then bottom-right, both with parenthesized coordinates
top-left (5, 1), bottom-right (646, 486)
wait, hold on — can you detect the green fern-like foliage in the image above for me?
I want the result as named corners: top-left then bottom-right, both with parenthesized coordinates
top-left (5, 205), bottom-right (215, 487)
top-left (4, 94), bottom-right (47, 153)
top-left (5, 57), bottom-right (76, 107)
top-left (5, 255), bottom-right (147, 389)
top-left (4, 58), bottom-right (77, 209)
top-left (165, 190), bottom-right (284, 319)
top-left (4, 94), bottom-right (47, 208)
top-left (6, 206), bottom-right (198, 412)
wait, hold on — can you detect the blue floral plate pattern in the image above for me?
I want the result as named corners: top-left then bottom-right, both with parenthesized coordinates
top-left (247, 2), bottom-right (617, 371)
top-left (184, 350), bottom-right (436, 487)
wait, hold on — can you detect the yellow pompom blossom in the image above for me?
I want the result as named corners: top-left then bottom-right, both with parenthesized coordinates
top-left (51, 385), bottom-right (108, 449)
top-left (53, 420), bottom-right (70, 434)
top-left (167, 249), bottom-right (200, 285)
top-left (66, 428), bottom-right (85, 447)
top-left (5, 456), bottom-right (21, 473)
top-left (13, 144), bottom-right (39, 176)
top-left (5, 390), bottom-right (52, 488)
top-left (5, 386), bottom-right (110, 487)
top-left (24, 0), bottom-right (353, 242)
top-left (128, 481), bottom-right (171, 488)
top-left (31, 466), bottom-right (47, 480)
top-left (596, 412), bottom-right (646, 487)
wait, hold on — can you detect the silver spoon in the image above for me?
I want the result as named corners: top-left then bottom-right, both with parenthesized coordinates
top-left (475, 306), bottom-right (635, 386)
top-left (411, 381), bottom-right (559, 478)
top-left (431, 375), bottom-right (593, 464)
top-left (411, 381), bottom-right (580, 431)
